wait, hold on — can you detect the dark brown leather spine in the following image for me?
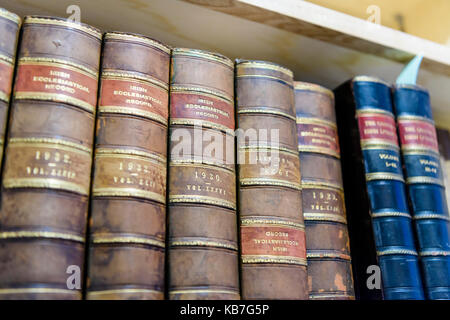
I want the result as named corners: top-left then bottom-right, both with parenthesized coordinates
top-left (0, 16), bottom-right (102, 300)
top-left (437, 128), bottom-right (450, 210)
top-left (294, 82), bottom-right (355, 300)
top-left (0, 8), bottom-right (20, 168)
top-left (168, 48), bottom-right (240, 300)
top-left (236, 60), bottom-right (308, 300)
top-left (86, 32), bottom-right (171, 300)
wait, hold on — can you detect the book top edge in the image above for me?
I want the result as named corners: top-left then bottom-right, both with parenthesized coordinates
top-left (172, 47), bottom-right (233, 68)
top-left (235, 59), bottom-right (293, 78)
top-left (352, 75), bottom-right (391, 87)
top-left (23, 16), bottom-right (102, 40)
top-left (0, 7), bottom-right (20, 25)
top-left (293, 81), bottom-right (333, 98)
top-left (104, 31), bottom-right (171, 54)
top-left (394, 83), bottom-right (429, 93)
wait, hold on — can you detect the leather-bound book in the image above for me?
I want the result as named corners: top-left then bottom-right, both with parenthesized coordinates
top-left (236, 60), bottom-right (308, 299)
top-left (167, 48), bottom-right (240, 300)
top-left (86, 32), bottom-right (171, 300)
top-left (393, 85), bottom-right (450, 299)
top-left (0, 16), bottom-right (102, 299)
top-left (334, 76), bottom-right (424, 300)
top-left (437, 128), bottom-right (450, 209)
top-left (294, 82), bottom-right (355, 300)
top-left (0, 8), bottom-right (20, 167)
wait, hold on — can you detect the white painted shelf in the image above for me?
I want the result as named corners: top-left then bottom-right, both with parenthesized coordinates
top-left (2, 0), bottom-right (450, 128)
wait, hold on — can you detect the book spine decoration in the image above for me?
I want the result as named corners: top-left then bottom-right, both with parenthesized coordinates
top-left (0, 8), bottom-right (20, 167)
top-left (294, 82), bottom-right (355, 300)
top-left (436, 128), bottom-right (450, 213)
top-left (86, 32), bottom-right (171, 300)
top-left (393, 85), bottom-right (450, 300)
top-left (167, 48), bottom-right (240, 299)
top-left (236, 60), bottom-right (308, 299)
top-left (0, 16), bottom-right (101, 299)
top-left (334, 76), bottom-right (424, 300)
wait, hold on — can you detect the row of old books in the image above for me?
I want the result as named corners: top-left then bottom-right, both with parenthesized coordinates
top-left (0, 9), bottom-right (448, 300)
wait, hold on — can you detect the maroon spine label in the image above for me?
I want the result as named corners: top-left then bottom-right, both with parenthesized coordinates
top-left (357, 112), bottom-right (398, 146)
top-left (99, 77), bottom-right (169, 125)
top-left (14, 61), bottom-right (98, 113)
top-left (398, 118), bottom-right (439, 152)
top-left (170, 90), bottom-right (234, 131)
top-left (240, 222), bottom-right (306, 266)
top-left (297, 118), bottom-right (340, 157)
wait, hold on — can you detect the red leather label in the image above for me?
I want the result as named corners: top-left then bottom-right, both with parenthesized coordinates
top-left (14, 62), bottom-right (98, 112)
top-left (297, 121), bottom-right (340, 156)
top-left (170, 91), bottom-right (234, 130)
top-left (0, 60), bottom-right (14, 101)
top-left (99, 78), bottom-right (168, 122)
top-left (241, 225), bottom-right (306, 262)
top-left (398, 118), bottom-right (438, 152)
top-left (357, 113), bottom-right (398, 146)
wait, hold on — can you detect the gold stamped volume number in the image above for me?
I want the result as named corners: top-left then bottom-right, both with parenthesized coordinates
top-left (92, 153), bottom-right (166, 203)
top-left (3, 139), bottom-right (92, 195)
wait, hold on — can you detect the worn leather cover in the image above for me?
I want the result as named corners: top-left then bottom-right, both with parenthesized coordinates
top-left (236, 60), bottom-right (308, 299)
top-left (167, 48), bottom-right (240, 300)
top-left (394, 85), bottom-right (450, 300)
top-left (86, 32), bottom-right (170, 300)
top-left (294, 82), bottom-right (355, 300)
top-left (0, 16), bottom-right (101, 300)
top-left (437, 128), bottom-right (450, 215)
top-left (0, 8), bottom-right (20, 169)
top-left (334, 76), bottom-right (424, 300)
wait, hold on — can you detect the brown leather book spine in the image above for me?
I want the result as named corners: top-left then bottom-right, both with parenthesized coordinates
top-left (0, 8), bottom-right (20, 167)
top-left (168, 48), bottom-right (240, 300)
top-left (236, 60), bottom-right (308, 299)
top-left (86, 32), bottom-right (171, 300)
top-left (0, 16), bottom-right (102, 299)
top-left (294, 82), bottom-right (355, 300)
top-left (437, 128), bottom-right (450, 210)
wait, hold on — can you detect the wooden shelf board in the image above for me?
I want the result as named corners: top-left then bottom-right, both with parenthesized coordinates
top-left (182, 0), bottom-right (450, 76)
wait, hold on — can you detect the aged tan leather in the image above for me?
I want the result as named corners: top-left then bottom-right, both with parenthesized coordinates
top-left (168, 48), bottom-right (239, 300)
top-left (170, 125), bottom-right (235, 171)
top-left (0, 16), bottom-right (102, 300)
top-left (170, 48), bottom-right (234, 100)
top-left (294, 81), bottom-right (355, 300)
top-left (86, 32), bottom-right (170, 300)
top-left (236, 60), bottom-right (308, 300)
top-left (0, 8), bottom-right (20, 169)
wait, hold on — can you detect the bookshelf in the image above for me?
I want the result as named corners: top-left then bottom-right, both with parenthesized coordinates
top-left (305, 0), bottom-right (450, 45)
top-left (2, 0), bottom-right (450, 128)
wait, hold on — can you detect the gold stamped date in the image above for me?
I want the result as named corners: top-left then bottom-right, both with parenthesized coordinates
top-left (3, 140), bottom-right (92, 194)
top-left (26, 150), bottom-right (76, 179)
top-left (112, 160), bottom-right (160, 188)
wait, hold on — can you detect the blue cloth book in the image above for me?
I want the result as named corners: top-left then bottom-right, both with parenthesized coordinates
top-left (334, 76), bottom-right (425, 300)
top-left (393, 84), bottom-right (450, 300)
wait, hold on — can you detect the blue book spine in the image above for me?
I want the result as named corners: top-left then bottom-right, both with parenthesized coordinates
top-left (352, 77), bottom-right (424, 299)
top-left (394, 84), bottom-right (450, 300)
